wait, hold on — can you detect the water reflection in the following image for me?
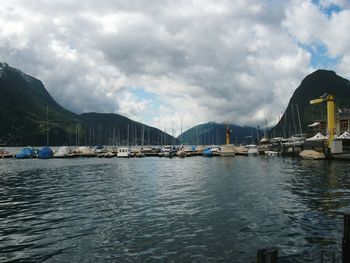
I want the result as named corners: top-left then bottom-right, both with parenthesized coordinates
top-left (281, 159), bottom-right (350, 261)
top-left (0, 157), bottom-right (349, 262)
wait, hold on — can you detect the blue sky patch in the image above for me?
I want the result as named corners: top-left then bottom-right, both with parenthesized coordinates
top-left (312, 0), bottom-right (343, 16)
top-left (129, 87), bottom-right (161, 123)
top-left (300, 43), bottom-right (340, 69)
top-left (131, 87), bottom-right (157, 101)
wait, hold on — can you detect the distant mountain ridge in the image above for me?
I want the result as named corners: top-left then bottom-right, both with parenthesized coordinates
top-left (0, 62), bottom-right (175, 146)
top-left (271, 69), bottom-right (350, 137)
top-left (178, 122), bottom-right (262, 145)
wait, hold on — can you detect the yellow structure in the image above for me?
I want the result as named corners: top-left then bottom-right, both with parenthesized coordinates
top-left (310, 94), bottom-right (336, 147)
top-left (226, 124), bottom-right (231, 145)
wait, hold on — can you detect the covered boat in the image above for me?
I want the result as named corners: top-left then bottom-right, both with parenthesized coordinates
top-left (38, 146), bottom-right (53, 159)
top-left (176, 146), bottom-right (188, 157)
top-left (16, 147), bottom-right (36, 159)
top-left (335, 131), bottom-right (350, 139)
top-left (54, 146), bottom-right (71, 158)
top-left (306, 132), bottom-right (327, 141)
top-left (71, 146), bottom-right (95, 157)
top-left (299, 150), bottom-right (325, 160)
top-left (132, 147), bottom-right (145, 157)
top-left (233, 146), bottom-right (249, 155)
top-left (203, 147), bottom-right (213, 157)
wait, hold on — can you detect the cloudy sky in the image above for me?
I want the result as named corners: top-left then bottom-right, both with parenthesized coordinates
top-left (1, 0), bottom-right (350, 135)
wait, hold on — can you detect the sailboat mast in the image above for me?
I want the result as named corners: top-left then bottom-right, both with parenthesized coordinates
top-left (265, 118), bottom-right (269, 138)
top-left (134, 124), bottom-right (137, 146)
top-left (113, 127), bottom-right (115, 146)
top-left (141, 125), bottom-right (144, 147)
top-left (160, 128), bottom-right (162, 146)
top-left (296, 104), bottom-right (303, 136)
top-left (172, 121), bottom-right (174, 146)
top-left (84, 125), bottom-right (87, 146)
top-left (69, 118), bottom-right (72, 146)
top-left (291, 104), bottom-right (297, 136)
top-left (164, 127), bottom-right (166, 145)
top-left (203, 125), bottom-right (205, 145)
top-left (127, 124), bottom-right (129, 146)
top-left (75, 122), bottom-right (78, 146)
top-left (46, 105), bottom-right (49, 145)
top-left (180, 118), bottom-right (183, 145)
top-left (284, 111), bottom-right (287, 138)
top-left (147, 128), bottom-right (150, 146)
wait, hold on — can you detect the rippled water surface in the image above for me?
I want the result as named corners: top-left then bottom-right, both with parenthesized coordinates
top-left (1, 156), bottom-right (350, 262)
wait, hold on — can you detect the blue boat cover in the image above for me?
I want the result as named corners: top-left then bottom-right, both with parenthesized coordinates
top-left (203, 147), bottom-right (213, 157)
top-left (16, 147), bottom-right (35, 159)
top-left (38, 146), bottom-right (53, 159)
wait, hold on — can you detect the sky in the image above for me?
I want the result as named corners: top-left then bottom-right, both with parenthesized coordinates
top-left (1, 0), bottom-right (350, 136)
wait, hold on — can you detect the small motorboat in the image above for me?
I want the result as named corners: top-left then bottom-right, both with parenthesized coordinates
top-left (117, 147), bottom-right (131, 158)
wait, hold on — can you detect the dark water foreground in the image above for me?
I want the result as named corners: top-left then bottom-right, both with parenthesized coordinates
top-left (1, 156), bottom-right (350, 262)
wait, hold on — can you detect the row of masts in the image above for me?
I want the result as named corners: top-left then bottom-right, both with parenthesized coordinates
top-left (273, 103), bottom-right (304, 138)
top-left (67, 123), bottom-right (171, 146)
top-left (45, 108), bottom-right (179, 146)
top-left (45, 120), bottom-right (259, 147)
top-left (45, 119), bottom-right (259, 147)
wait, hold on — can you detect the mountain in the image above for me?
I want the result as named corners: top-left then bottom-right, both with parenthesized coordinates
top-left (0, 62), bottom-right (78, 145)
top-left (270, 69), bottom-right (350, 137)
top-left (0, 62), bottom-right (175, 146)
top-left (178, 122), bottom-right (262, 145)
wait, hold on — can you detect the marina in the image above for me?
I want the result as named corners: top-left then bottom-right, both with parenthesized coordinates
top-left (0, 143), bottom-right (305, 159)
top-left (4, 93), bottom-right (350, 162)
top-left (0, 134), bottom-right (347, 161)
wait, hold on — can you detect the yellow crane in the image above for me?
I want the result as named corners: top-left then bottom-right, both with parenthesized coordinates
top-left (310, 93), bottom-right (336, 147)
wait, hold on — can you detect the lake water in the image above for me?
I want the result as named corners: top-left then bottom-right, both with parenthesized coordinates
top-left (1, 156), bottom-right (350, 262)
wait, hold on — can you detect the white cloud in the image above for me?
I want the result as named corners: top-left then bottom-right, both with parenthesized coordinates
top-left (1, 0), bottom-right (348, 135)
top-left (284, 0), bottom-right (350, 77)
top-left (337, 54), bottom-right (350, 76)
top-left (283, 1), bottom-right (328, 45)
top-left (326, 10), bottom-right (350, 56)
